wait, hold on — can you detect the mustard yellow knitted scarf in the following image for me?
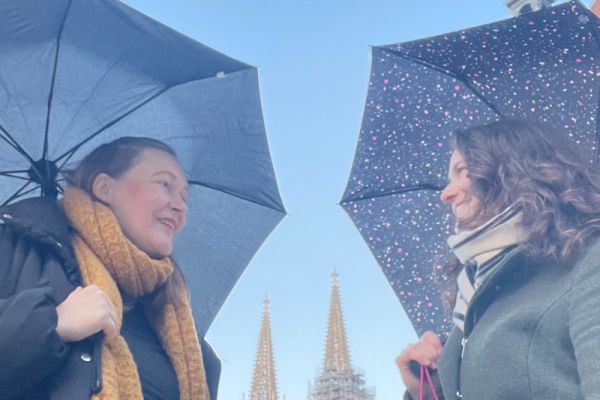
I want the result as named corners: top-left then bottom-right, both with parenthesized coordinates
top-left (62, 186), bottom-right (210, 400)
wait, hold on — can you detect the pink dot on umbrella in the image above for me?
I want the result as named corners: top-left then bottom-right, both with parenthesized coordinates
top-left (397, 247), bottom-right (404, 254)
top-left (576, 58), bottom-right (582, 63)
top-left (383, 79), bottom-right (389, 85)
top-left (528, 20), bottom-right (534, 25)
top-left (531, 107), bottom-right (536, 112)
top-left (427, 302), bottom-right (433, 308)
top-left (372, 135), bottom-right (378, 140)
top-left (437, 142), bottom-right (444, 147)
top-left (454, 85), bottom-right (461, 91)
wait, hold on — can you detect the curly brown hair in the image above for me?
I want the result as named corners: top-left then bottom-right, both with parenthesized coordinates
top-left (442, 119), bottom-right (600, 309)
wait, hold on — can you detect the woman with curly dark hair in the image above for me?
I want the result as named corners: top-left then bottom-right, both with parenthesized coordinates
top-left (396, 120), bottom-right (600, 400)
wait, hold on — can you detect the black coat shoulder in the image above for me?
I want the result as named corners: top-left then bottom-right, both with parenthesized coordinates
top-left (0, 197), bottom-right (80, 286)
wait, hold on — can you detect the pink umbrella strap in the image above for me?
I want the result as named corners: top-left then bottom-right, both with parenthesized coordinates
top-left (419, 365), bottom-right (439, 400)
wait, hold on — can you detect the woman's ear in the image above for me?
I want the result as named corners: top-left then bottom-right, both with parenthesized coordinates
top-left (92, 173), bottom-right (113, 204)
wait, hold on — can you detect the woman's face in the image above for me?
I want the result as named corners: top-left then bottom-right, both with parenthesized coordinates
top-left (93, 148), bottom-right (188, 258)
top-left (440, 150), bottom-right (480, 231)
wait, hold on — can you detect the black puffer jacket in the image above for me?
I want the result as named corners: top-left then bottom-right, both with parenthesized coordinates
top-left (0, 197), bottom-right (220, 399)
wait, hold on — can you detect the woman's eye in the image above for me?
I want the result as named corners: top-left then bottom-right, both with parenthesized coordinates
top-left (158, 180), bottom-right (171, 189)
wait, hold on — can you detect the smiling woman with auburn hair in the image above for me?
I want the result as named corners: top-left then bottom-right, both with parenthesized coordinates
top-left (0, 137), bottom-right (219, 400)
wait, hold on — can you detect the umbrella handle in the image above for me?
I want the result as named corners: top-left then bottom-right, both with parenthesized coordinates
top-left (419, 365), bottom-right (439, 400)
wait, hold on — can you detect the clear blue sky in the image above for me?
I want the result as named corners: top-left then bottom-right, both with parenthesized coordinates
top-left (122, 1), bottom-right (580, 398)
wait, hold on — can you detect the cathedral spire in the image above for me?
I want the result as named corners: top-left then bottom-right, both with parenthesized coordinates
top-left (323, 269), bottom-right (352, 372)
top-left (249, 296), bottom-right (278, 400)
top-left (309, 270), bottom-right (374, 400)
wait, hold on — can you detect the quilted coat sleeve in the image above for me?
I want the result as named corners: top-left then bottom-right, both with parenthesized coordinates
top-left (0, 225), bottom-right (69, 399)
top-left (568, 241), bottom-right (600, 399)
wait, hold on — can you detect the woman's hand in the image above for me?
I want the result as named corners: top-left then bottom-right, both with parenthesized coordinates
top-left (396, 331), bottom-right (443, 399)
top-left (55, 285), bottom-right (118, 343)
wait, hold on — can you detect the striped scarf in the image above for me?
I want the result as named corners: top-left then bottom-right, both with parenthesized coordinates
top-left (449, 207), bottom-right (526, 332)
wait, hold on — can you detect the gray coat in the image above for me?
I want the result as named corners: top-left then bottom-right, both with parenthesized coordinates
top-left (436, 241), bottom-right (600, 400)
top-left (405, 240), bottom-right (600, 400)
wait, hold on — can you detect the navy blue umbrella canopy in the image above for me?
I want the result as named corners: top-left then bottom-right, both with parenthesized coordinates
top-left (341, 1), bottom-right (600, 336)
top-left (0, 0), bottom-right (285, 336)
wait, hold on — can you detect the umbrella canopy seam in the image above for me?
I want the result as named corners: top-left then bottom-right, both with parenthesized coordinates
top-left (44, 0), bottom-right (73, 161)
top-left (54, 68), bottom-right (256, 169)
top-left (188, 180), bottom-right (286, 214)
top-left (341, 183), bottom-right (443, 204)
top-left (379, 47), bottom-right (503, 118)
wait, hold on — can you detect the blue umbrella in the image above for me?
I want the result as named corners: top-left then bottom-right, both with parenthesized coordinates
top-left (0, 0), bottom-right (285, 336)
top-left (341, 1), bottom-right (600, 336)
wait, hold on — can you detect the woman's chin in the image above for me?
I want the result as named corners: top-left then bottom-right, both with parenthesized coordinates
top-left (140, 239), bottom-right (173, 259)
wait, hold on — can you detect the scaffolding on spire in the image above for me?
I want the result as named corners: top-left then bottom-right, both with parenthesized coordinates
top-left (308, 270), bottom-right (375, 400)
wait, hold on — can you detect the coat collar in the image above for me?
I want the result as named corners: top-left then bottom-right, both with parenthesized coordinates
top-left (1, 196), bottom-right (71, 243)
top-left (0, 196), bottom-right (80, 285)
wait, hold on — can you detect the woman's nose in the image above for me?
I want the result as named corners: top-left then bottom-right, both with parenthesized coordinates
top-left (440, 182), bottom-right (456, 204)
top-left (171, 195), bottom-right (188, 214)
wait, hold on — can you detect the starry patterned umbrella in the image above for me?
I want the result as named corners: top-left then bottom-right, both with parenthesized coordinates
top-left (341, 1), bottom-right (600, 336)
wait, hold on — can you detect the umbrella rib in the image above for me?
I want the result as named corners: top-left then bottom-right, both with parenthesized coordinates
top-left (340, 183), bottom-right (443, 204)
top-left (0, 126), bottom-right (37, 165)
top-left (585, 8), bottom-right (600, 164)
top-left (380, 48), bottom-right (503, 117)
top-left (1, 181), bottom-right (36, 207)
top-left (53, 50), bottom-right (136, 152)
top-left (188, 180), bottom-right (286, 213)
top-left (0, 172), bottom-right (30, 180)
top-left (54, 69), bottom-right (255, 168)
top-left (54, 91), bottom-right (169, 168)
top-left (42, 0), bottom-right (73, 161)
